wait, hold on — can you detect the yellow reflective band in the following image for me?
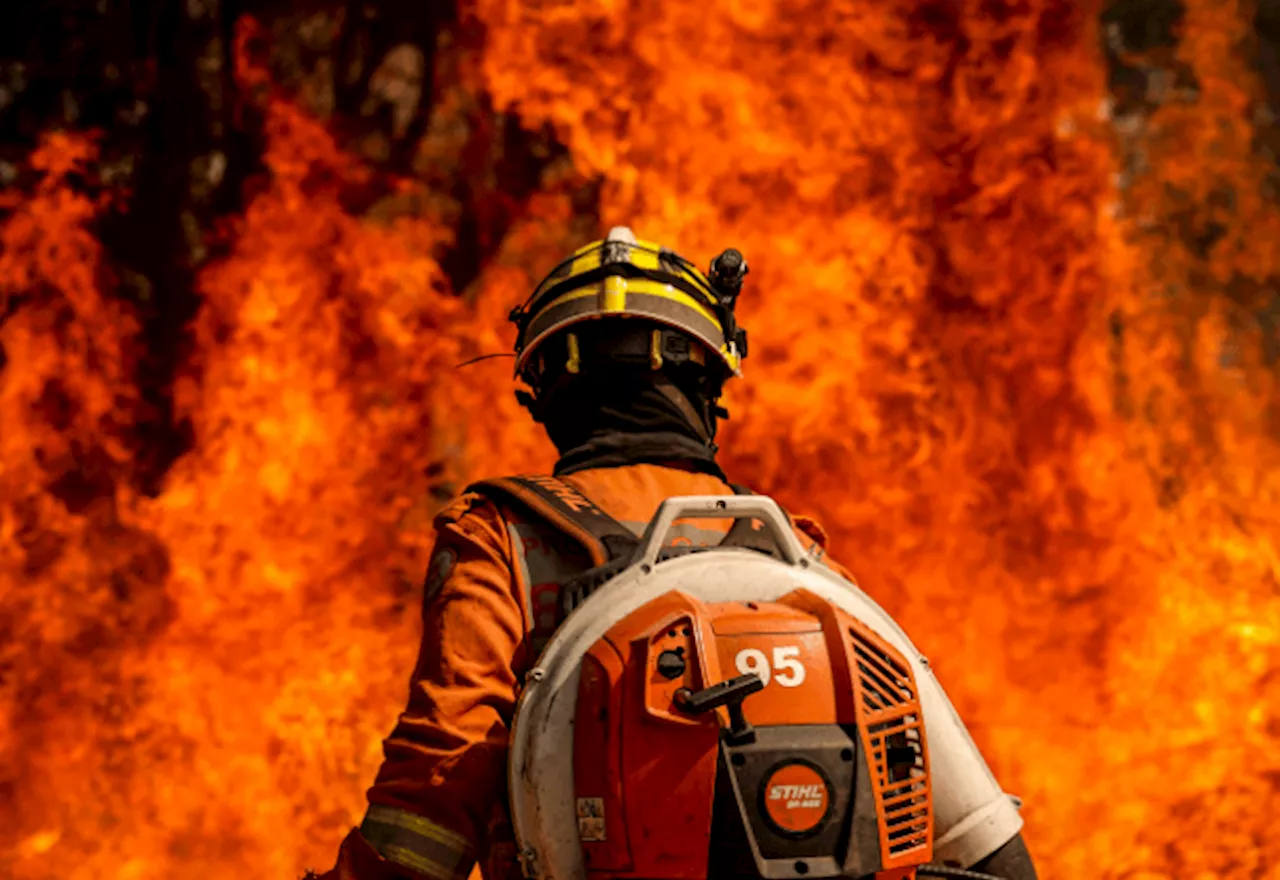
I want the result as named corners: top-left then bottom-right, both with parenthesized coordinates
top-left (574, 247), bottom-right (601, 275)
top-left (550, 242), bottom-right (716, 306)
top-left (538, 280), bottom-right (717, 327)
top-left (540, 286), bottom-right (600, 312)
top-left (636, 284), bottom-right (720, 325)
top-left (628, 242), bottom-right (664, 270)
top-left (361, 805), bottom-right (473, 880)
top-left (601, 275), bottom-right (627, 312)
top-left (364, 805), bottom-right (471, 852)
top-left (381, 845), bottom-right (456, 880)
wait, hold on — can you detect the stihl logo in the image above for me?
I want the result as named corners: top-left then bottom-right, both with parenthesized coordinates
top-left (525, 475), bottom-right (597, 513)
top-left (769, 783), bottom-right (825, 809)
top-left (762, 763), bottom-right (829, 832)
top-left (770, 784), bottom-right (824, 801)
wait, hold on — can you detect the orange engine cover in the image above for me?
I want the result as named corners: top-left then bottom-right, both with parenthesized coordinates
top-left (571, 588), bottom-right (934, 880)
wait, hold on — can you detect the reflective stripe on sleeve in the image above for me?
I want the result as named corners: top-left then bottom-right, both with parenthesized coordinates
top-left (360, 805), bottom-right (474, 880)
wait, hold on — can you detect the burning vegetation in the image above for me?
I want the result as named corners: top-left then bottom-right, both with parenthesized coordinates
top-left (1, 1), bottom-right (1279, 878)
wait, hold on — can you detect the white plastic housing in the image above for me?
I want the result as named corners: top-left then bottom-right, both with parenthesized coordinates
top-left (508, 496), bottom-right (1022, 878)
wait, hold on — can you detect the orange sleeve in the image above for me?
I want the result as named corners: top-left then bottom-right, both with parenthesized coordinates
top-left (315, 493), bottom-right (527, 880)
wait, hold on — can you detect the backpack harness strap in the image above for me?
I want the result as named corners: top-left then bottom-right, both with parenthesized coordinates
top-left (465, 476), bottom-right (793, 618)
top-left (466, 475), bottom-right (640, 568)
top-left (466, 476), bottom-right (641, 616)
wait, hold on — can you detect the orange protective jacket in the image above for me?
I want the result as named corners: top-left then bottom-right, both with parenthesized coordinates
top-left (315, 463), bottom-right (849, 880)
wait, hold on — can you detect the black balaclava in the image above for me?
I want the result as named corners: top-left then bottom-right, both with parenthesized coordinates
top-left (531, 364), bottom-right (727, 480)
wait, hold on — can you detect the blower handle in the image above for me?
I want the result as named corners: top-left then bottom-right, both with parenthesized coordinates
top-left (631, 495), bottom-right (809, 569)
top-left (674, 673), bottom-right (765, 745)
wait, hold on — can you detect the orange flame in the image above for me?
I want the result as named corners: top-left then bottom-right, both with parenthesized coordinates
top-left (2, 1), bottom-right (1278, 878)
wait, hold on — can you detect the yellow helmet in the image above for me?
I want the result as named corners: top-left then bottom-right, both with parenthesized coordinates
top-left (509, 227), bottom-right (748, 387)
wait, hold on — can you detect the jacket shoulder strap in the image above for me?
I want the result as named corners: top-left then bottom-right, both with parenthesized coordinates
top-left (466, 475), bottom-right (639, 568)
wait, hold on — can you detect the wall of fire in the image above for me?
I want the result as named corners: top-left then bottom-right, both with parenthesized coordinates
top-left (1, 1), bottom-right (1278, 878)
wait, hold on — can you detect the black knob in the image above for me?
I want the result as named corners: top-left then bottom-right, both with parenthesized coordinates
top-left (656, 649), bottom-right (686, 680)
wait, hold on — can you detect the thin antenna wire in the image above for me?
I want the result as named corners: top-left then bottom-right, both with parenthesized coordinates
top-left (455, 352), bottom-right (516, 369)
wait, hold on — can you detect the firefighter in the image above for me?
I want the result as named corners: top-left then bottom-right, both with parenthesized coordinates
top-left (311, 228), bottom-right (1038, 880)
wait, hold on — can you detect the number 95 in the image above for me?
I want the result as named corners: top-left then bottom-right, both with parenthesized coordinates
top-left (734, 646), bottom-right (806, 688)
